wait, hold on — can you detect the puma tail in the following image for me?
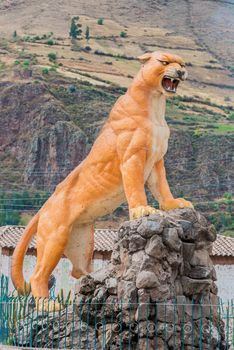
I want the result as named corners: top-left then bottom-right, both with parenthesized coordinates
top-left (11, 213), bottom-right (39, 294)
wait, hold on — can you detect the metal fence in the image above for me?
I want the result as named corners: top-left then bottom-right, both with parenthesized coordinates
top-left (0, 275), bottom-right (233, 349)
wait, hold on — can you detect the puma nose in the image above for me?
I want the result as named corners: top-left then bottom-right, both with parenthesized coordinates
top-left (177, 70), bottom-right (186, 80)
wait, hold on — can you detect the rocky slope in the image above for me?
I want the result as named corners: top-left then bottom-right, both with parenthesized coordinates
top-left (0, 79), bottom-right (233, 202)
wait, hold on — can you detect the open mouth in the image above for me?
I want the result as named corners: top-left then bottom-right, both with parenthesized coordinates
top-left (162, 76), bottom-right (180, 93)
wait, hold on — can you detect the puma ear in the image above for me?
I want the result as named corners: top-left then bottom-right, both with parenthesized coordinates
top-left (138, 52), bottom-right (152, 64)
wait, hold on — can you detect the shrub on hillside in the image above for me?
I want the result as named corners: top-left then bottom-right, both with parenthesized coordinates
top-left (120, 31), bottom-right (127, 38)
top-left (97, 18), bottom-right (104, 25)
top-left (42, 67), bottom-right (49, 75)
top-left (47, 39), bottom-right (54, 46)
top-left (48, 52), bottom-right (57, 62)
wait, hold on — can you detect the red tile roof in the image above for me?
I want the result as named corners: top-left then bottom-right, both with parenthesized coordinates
top-left (0, 226), bottom-right (233, 257)
top-left (0, 226), bottom-right (117, 252)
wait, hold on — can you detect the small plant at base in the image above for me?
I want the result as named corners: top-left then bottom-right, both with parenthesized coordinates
top-left (12, 30), bottom-right (17, 38)
top-left (120, 31), bottom-right (127, 38)
top-left (97, 18), bottom-right (104, 25)
top-left (14, 60), bottom-right (20, 65)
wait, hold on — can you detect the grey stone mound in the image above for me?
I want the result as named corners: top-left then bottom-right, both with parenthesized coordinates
top-left (16, 209), bottom-right (226, 349)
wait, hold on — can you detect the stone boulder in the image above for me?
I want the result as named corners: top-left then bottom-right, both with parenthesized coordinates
top-left (15, 209), bottom-right (226, 349)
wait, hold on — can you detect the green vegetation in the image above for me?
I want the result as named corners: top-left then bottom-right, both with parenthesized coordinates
top-left (48, 52), bottom-right (57, 62)
top-left (85, 26), bottom-right (90, 43)
top-left (120, 31), bottom-right (127, 38)
top-left (228, 112), bottom-right (234, 121)
top-left (42, 67), bottom-right (49, 75)
top-left (49, 66), bottom-right (57, 72)
top-left (0, 60), bottom-right (5, 71)
top-left (94, 50), bottom-right (134, 60)
top-left (0, 190), bottom-right (49, 225)
top-left (12, 30), bottom-right (17, 38)
top-left (21, 33), bottom-right (54, 43)
top-left (213, 123), bottom-right (234, 133)
top-left (97, 18), bottom-right (104, 25)
top-left (47, 39), bottom-right (54, 46)
top-left (13, 55), bottom-right (37, 68)
top-left (196, 193), bottom-right (234, 237)
top-left (22, 60), bottom-right (30, 68)
top-left (68, 85), bottom-right (77, 93)
top-left (69, 16), bottom-right (82, 39)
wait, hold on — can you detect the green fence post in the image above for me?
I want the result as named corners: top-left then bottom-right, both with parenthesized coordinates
top-left (218, 299), bottom-right (221, 349)
top-left (85, 297), bottom-right (91, 349)
top-left (226, 300), bottom-right (230, 349)
top-left (64, 297), bottom-right (69, 349)
top-left (120, 298), bottom-right (123, 350)
top-left (71, 300), bottom-right (75, 349)
top-left (232, 299), bottom-right (234, 347)
top-left (181, 298), bottom-right (185, 350)
top-left (208, 296), bottom-right (212, 349)
top-left (78, 297), bottom-right (84, 349)
top-left (154, 301), bottom-right (158, 349)
top-left (93, 298), bottom-right (98, 350)
top-left (29, 297), bottom-right (35, 347)
top-left (51, 298), bottom-right (56, 348)
top-left (128, 298), bottom-right (132, 350)
top-left (173, 298), bottom-right (177, 350)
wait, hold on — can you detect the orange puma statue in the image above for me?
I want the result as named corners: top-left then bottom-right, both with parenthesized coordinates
top-left (12, 51), bottom-right (193, 300)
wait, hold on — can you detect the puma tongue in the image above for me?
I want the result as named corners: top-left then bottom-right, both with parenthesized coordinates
top-left (162, 77), bottom-right (179, 93)
top-left (164, 78), bottom-right (173, 90)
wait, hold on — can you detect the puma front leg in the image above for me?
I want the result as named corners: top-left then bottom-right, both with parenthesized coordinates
top-left (147, 158), bottom-right (193, 210)
top-left (119, 143), bottom-right (158, 220)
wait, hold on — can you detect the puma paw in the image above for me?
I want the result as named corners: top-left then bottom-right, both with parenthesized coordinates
top-left (130, 205), bottom-right (162, 220)
top-left (160, 198), bottom-right (194, 211)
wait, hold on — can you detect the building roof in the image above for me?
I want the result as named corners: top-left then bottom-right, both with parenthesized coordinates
top-left (211, 234), bottom-right (234, 257)
top-left (0, 225), bottom-right (117, 252)
top-left (0, 225), bottom-right (234, 257)
top-left (0, 226), bottom-right (37, 249)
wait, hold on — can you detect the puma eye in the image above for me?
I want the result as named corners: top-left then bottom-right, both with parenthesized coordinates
top-left (161, 61), bottom-right (169, 66)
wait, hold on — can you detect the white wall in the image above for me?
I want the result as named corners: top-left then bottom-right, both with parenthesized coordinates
top-left (214, 265), bottom-right (234, 302)
top-left (0, 254), bottom-right (109, 297)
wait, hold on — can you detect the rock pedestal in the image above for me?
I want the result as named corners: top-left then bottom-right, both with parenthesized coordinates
top-left (16, 209), bottom-right (226, 349)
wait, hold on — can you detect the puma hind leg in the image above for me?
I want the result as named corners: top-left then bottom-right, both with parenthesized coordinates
top-left (30, 224), bottom-right (71, 299)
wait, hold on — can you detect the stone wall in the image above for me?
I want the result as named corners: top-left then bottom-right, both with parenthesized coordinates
top-left (15, 209), bottom-right (226, 349)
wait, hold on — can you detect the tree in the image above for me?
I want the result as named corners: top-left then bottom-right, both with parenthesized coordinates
top-left (97, 18), bottom-right (104, 25)
top-left (85, 26), bottom-right (90, 43)
top-left (47, 39), bottom-right (54, 46)
top-left (69, 17), bottom-right (82, 39)
top-left (13, 30), bottom-right (17, 38)
top-left (48, 52), bottom-right (57, 62)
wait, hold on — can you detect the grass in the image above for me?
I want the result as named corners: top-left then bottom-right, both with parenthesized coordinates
top-left (213, 124), bottom-right (234, 133)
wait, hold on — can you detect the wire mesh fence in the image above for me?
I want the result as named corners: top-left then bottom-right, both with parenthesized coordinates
top-left (0, 275), bottom-right (233, 349)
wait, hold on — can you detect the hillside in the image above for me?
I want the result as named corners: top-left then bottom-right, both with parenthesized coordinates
top-left (0, 0), bottom-right (233, 234)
